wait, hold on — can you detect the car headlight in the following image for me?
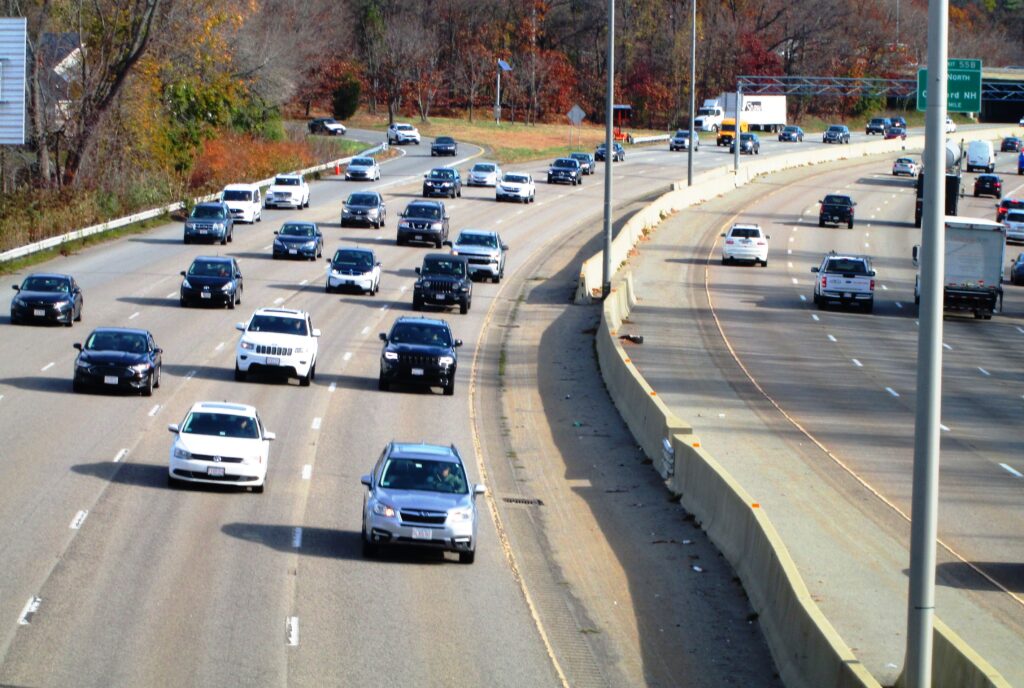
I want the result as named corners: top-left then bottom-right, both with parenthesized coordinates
top-left (400, 221), bottom-right (410, 229)
top-left (438, 355), bottom-right (454, 366)
top-left (240, 340), bottom-right (254, 350)
top-left (451, 250), bottom-right (460, 255)
top-left (181, 278), bottom-right (192, 289)
top-left (242, 454), bottom-right (260, 465)
top-left (13, 297), bottom-right (26, 307)
top-left (220, 282), bottom-right (233, 291)
top-left (458, 286), bottom-right (469, 292)
top-left (448, 508), bottom-right (472, 521)
top-left (384, 351), bottom-right (398, 360)
top-left (131, 363), bottom-right (150, 373)
top-left (421, 280), bottom-right (431, 288)
top-left (373, 502), bottom-right (396, 518)
top-left (52, 299), bottom-right (70, 308)
top-left (430, 223), bottom-right (442, 231)
top-left (213, 223), bottom-right (225, 232)
top-left (173, 447), bottom-right (192, 460)
top-left (75, 359), bottom-right (91, 369)
top-left (274, 239), bottom-right (285, 248)
top-left (303, 240), bottom-right (316, 248)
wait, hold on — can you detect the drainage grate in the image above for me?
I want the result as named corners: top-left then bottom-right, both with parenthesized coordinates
top-left (502, 496), bottom-right (544, 506)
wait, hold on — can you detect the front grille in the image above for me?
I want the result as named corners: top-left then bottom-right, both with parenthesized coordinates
top-left (172, 469), bottom-right (255, 482)
top-left (191, 454), bottom-right (245, 464)
top-left (88, 364), bottom-right (132, 376)
top-left (410, 221), bottom-right (430, 230)
top-left (192, 223), bottom-right (215, 231)
top-left (467, 257), bottom-right (492, 265)
top-left (426, 281), bottom-right (455, 294)
top-left (255, 344), bottom-right (293, 356)
top-left (398, 352), bottom-right (441, 369)
top-left (400, 510), bottom-right (447, 525)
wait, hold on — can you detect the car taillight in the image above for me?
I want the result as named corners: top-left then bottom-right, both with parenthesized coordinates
top-left (756, 241), bottom-right (765, 245)
top-left (822, 277), bottom-right (827, 288)
top-left (870, 279), bottom-right (875, 291)
top-left (726, 239), bottom-right (734, 244)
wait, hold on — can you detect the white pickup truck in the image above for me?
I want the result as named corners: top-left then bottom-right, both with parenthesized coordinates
top-left (265, 173), bottom-right (310, 210)
top-left (811, 252), bottom-right (876, 312)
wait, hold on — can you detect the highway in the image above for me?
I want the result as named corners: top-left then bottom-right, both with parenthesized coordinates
top-left (623, 143), bottom-right (1024, 684)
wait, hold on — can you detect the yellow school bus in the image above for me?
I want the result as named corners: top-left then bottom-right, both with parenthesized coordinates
top-left (717, 118), bottom-right (749, 146)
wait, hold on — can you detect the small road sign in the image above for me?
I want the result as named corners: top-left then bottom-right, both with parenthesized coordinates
top-left (567, 104), bottom-right (586, 126)
top-left (917, 59), bottom-right (982, 113)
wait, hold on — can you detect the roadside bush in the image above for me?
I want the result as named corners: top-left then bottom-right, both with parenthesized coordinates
top-left (188, 132), bottom-right (317, 193)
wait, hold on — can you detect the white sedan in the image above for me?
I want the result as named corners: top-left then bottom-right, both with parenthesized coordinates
top-left (496, 172), bottom-right (536, 203)
top-left (945, 117), bottom-right (957, 133)
top-left (167, 401), bottom-right (275, 492)
top-left (892, 157), bottom-right (918, 177)
top-left (326, 246), bottom-right (381, 294)
top-left (467, 162), bottom-right (502, 187)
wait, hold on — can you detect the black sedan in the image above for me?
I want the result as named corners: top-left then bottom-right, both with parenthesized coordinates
top-left (730, 133), bottom-right (761, 155)
top-left (1001, 137), bottom-right (1023, 153)
top-left (778, 126), bottom-right (804, 142)
top-left (180, 256), bottom-right (242, 308)
top-left (569, 152), bottom-right (596, 174)
top-left (431, 136), bottom-right (458, 156)
top-left (1010, 253), bottom-right (1024, 286)
top-left (73, 328), bottom-right (162, 396)
top-left (273, 222), bottom-right (323, 260)
top-left (974, 174), bottom-right (1002, 199)
top-left (594, 142), bottom-right (625, 162)
top-left (10, 273), bottom-right (83, 326)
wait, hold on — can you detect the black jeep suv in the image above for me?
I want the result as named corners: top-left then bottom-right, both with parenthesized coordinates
top-left (413, 254), bottom-right (472, 314)
top-left (378, 316), bottom-right (462, 395)
top-left (819, 194), bottom-right (857, 228)
top-left (547, 158), bottom-right (582, 185)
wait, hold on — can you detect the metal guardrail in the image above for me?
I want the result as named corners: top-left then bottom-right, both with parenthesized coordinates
top-left (0, 142), bottom-right (386, 264)
top-left (627, 133), bottom-right (671, 144)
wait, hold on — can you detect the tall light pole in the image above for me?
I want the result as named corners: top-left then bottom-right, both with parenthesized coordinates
top-left (904, 0), bottom-right (949, 684)
top-left (601, 0), bottom-right (615, 299)
top-left (687, 0), bottom-right (696, 187)
top-left (496, 59), bottom-right (511, 125)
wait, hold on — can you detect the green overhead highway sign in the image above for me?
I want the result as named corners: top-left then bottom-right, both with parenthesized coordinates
top-left (917, 59), bottom-right (982, 113)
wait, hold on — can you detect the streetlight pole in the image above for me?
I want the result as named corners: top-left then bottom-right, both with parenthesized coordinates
top-left (733, 87), bottom-right (741, 173)
top-left (687, 0), bottom-right (696, 187)
top-left (495, 66), bottom-right (502, 125)
top-left (601, 0), bottom-right (615, 300)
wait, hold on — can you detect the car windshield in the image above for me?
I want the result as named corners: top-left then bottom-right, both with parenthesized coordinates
top-left (188, 260), bottom-right (233, 277)
top-left (222, 190), bottom-right (252, 201)
top-left (190, 205), bottom-right (226, 219)
top-left (280, 224), bottom-right (316, 237)
top-left (828, 126), bottom-right (844, 133)
top-left (504, 174), bottom-right (529, 184)
top-left (823, 195), bottom-right (852, 205)
top-left (421, 258), bottom-right (465, 277)
top-left (473, 163), bottom-right (496, 172)
top-left (430, 169), bottom-right (456, 180)
top-left (85, 331), bottom-right (148, 353)
top-left (554, 159), bottom-right (577, 168)
top-left (457, 233), bottom-right (497, 248)
top-left (396, 124), bottom-right (414, 131)
top-left (741, 134), bottom-right (754, 141)
top-left (436, 137), bottom-right (454, 144)
top-left (21, 276), bottom-right (69, 292)
top-left (274, 177), bottom-right (300, 186)
top-left (388, 322), bottom-right (453, 347)
top-left (784, 126), bottom-right (798, 133)
top-left (248, 315), bottom-right (308, 336)
top-left (729, 227), bottom-right (761, 238)
top-left (1006, 211), bottom-right (1024, 223)
top-left (380, 458), bottom-right (467, 494)
top-left (321, 118), bottom-right (337, 124)
top-left (351, 158), bottom-right (374, 166)
top-left (334, 250), bottom-right (373, 270)
top-left (348, 193), bottom-right (379, 206)
top-left (405, 204), bottom-right (441, 220)
top-left (181, 411), bottom-right (259, 440)
top-left (674, 130), bottom-right (690, 137)
top-left (896, 158), bottom-right (913, 164)
top-left (825, 258), bottom-right (869, 274)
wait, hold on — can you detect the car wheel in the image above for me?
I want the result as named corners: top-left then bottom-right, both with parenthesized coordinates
top-left (220, 236), bottom-right (227, 245)
top-left (460, 299), bottom-right (469, 315)
top-left (64, 315), bottom-right (73, 327)
top-left (865, 301), bottom-right (875, 314)
top-left (848, 220), bottom-right (854, 229)
top-left (721, 257), bottom-right (727, 265)
top-left (459, 549), bottom-right (475, 564)
top-left (435, 238), bottom-right (443, 249)
top-left (300, 365), bottom-right (313, 387)
top-left (443, 378), bottom-right (455, 396)
top-left (142, 372), bottom-right (154, 397)
top-left (234, 364), bottom-right (246, 382)
top-left (457, 189), bottom-right (462, 198)
top-left (378, 374), bottom-right (389, 392)
top-left (252, 481), bottom-right (264, 494)
top-left (75, 306), bottom-right (82, 322)
top-left (362, 530), bottom-right (377, 557)
top-left (412, 297), bottom-right (422, 311)
top-left (183, 237), bottom-right (190, 245)
top-left (167, 474), bottom-right (181, 489)
top-left (761, 259), bottom-right (768, 267)
top-left (72, 377), bottom-right (83, 393)
top-left (818, 219), bottom-right (825, 227)
top-left (154, 365), bottom-right (162, 389)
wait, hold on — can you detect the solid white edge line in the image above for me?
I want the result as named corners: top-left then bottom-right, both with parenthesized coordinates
top-left (799, 294), bottom-right (807, 302)
top-left (311, 417), bottom-right (322, 430)
top-left (978, 367), bottom-right (991, 376)
top-left (70, 510), bottom-right (89, 530)
top-left (214, 342), bottom-right (224, 351)
top-left (302, 464), bottom-right (313, 480)
top-left (811, 314), bottom-right (819, 321)
top-left (40, 362), bottom-right (54, 372)
top-left (328, 382), bottom-right (336, 392)
top-left (148, 404), bottom-right (160, 417)
top-left (943, 343), bottom-right (952, 350)
top-left (360, 326), bottom-right (370, 335)
top-left (885, 387), bottom-right (900, 397)
top-left (791, 278), bottom-right (799, 285)
top-left (1000, 463), bottom-right (1024, 479)
top-left (292, 527), bottom-right (303, 548)
top-left (299, 279), bottom-right (309, 286)
top-left (18, 596), bottom-right (41, 625)
top-left (113, 448), bottom-right (128, 463)
top-left (343, 352), bottom-right (352, 361)
top-left (128, 312), bottom-right (140, 320)
top-left (940, 424), bottom-right (950, 432)
top-left (287, 617), bottom-right (299, 646)
top-left (827, 334), bottom-right (837, 342)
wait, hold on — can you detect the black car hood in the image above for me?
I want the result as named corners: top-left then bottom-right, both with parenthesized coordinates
top-left (184, 274), bottom-right (233, 289)
top-left (79, 350), bottom-right (149, 365)
top-left (387, 342), bottom-right (455, 357)
top-left (419, 274), bottom-right (463, 282)
top-left (15, 290), bottom-right (70, 303)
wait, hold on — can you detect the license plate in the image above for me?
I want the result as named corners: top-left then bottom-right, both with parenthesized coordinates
top-left (33, 309), bottom-right (45, 316)
top-left (104, 376), bottom-right (118, 385)
top-left (411, 368), bottom-right (424, 376)
top-left (207, 466), bottom-right (225, 477)
top-left (844, 292), bottom-right (852, 298)
top-left (267, 357), bottom-right (281, 366)
top-left (435, 294), bottom-right (446, 301)
top-left (199, 229), bottom-right (208, 234)
top-left (200, 292), bottom-right (211, 299)
top-left (415, 235), bottom-right (423, 241)
top-left (289, 249), bottom-right (297, 255)
top-left (411, 528), bottom-right (432, 540)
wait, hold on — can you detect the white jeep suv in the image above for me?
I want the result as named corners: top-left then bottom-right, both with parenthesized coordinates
top-left (387, 122), bottom-right (421, 145)
top-left (234, 308), bottom-right (320, 385)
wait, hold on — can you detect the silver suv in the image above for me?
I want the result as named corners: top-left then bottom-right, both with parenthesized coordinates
top-left (445, 229), bottom-right (508, 282)
top-left (387, 122), bottom-right (421, 145)
top-left (360, 442), bottom-right (486, 564)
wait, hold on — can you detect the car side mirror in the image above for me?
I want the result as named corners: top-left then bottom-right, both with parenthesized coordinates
top-left (852, 202), bottom-right (858, 206)
top-left (312, 328), bottom-right (322, 337)
top-left (273, 231), bottom-right (279, 235)
top-left (444, 214), bottom-right (451, 220)
top-left (818, 200), bottom-right (823, 204)
top-left (360, 474), bottom-right (372, 487)
top-left (501, 244), bottom-right (509, 251)
top-left (155, 348), bottom-right (163, 354)
top-left (326, 258), bottom-right (332, 263)
top-left (810, 267), bottom-right (819, 273)
top-left (765, 235), bottom-right (771, 240)
top-left (11, 285), bottom-right (19, 292)
top-left (473, 484), bottom-right (487, 495)
top-left (415, 267), bottom-right (421, 275)
top-left (180, 271), bottom-right (187, 276)
top-left (235, 322), bottom-right (245, 331)
top-left (375, 261), bottom-right (382, 267)
top-left (442, 240), bottom-right (452, 247)
top-left (423, 174), bottom-right (428, 179)
top-left (379, 332), bottom-right (387, 341)
top-left (264, 431), bottom-right (276, 441)
top-left (720, 232), bottom-right (726, 237)
top-left (454, 339), bottom-right (463, 347)
top-left (73, 342), bottom-right (83, 350)
top-left (912, 245), bottom-right (920, 267)
top-left (167, 423), bottom-right (179, 433)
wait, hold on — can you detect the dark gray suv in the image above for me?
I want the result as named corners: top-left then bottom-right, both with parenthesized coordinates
top-left (413, 253), bottom-right (472, 314)
top-left (397, 200), bottom-right (449, 247)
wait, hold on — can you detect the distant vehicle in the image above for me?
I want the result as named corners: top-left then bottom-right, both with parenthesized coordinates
top-left (819, 194), bottom-right (856, 228)
top-left (914, 170), bottom-right (962, 227)
top-left (423, 167), bottom-right (462, 198)
top-left (1006, 210), bottom-right (1024, 243)
top-left (180, 256), bottom-right (242, 309)
top-left (912, 217), bottom-right (1005, 318)
top-left (547, 157), bottom-right (583, 185)
top-left (884, 125), bottom-right (907, 140)
top-left (221, 183), bottom-right (262, 224)
top-left (10, 273), bottom-right (82, 326)
top-left (273, 221), bottom-right (323, 260)
top-left (1019, 150), bottom-right (1024, 175)
top-left (377, 319), bottom-right (462, 395)
top-left (945, 117), bottom-right (957, 133)
top-left (965, 140), bottom-right (996, 173)
top-left (495, 172), bottom-right (536, 203)
top-left (737, 95), bottom-right (787, 132)
top-left (413, 253), bottom-right (472, 314)
top-left (397, 200), bottom-right (449, 247)
top-left (569, 152), bottom-right (596, 173)
top-left (823, 125), bottom-right (851, 144)
top-left (973, 174), bottom-right (1002, 199)
top-left (778, 125), bottom-right (804, 142)
top-left (694, 97), bottom-right (728, 132)
top-left (1009, 253), bottom-right (1024, 285)
top-left (341, 191), bottom-right (386, 228)
top-left (730, 132), bottom-right (760, 155)
top-left (326, 246), bottom-right (381, 295)
top-left (1000, 136), bottom-right (1022, 153)
top-left (892, 157), bottom-right (918, 177)
top-left (184, 202), bottom-right (234, 244)
top-left (307, 117), bottom-right (346, 136)
top-left (265, 174), bottom-right (310, 210)
top-left (669, 130), bottom-right (699, 151)
top-left (387, 122), bottom-right (420, 145)
top-left (431, 136), bottom-right (458, 156)
top-left (359, 441), bottom-right (485, 563)
top-left (594, 142), bottom-right (625, 162)
top-left (167, 401), bottom-right (274, 492)
top-left (866, 117), bottom-right (890, 135)
top-left (73, 327), bottom-right (162, 395)
top-left (345, 156), bottom-right (381, 181)
top-left (996, 198), bottom-right (1024, 223)
top-left (446, 229), bottom-right (508, 282)
top-left (466, 162), bottom-right (502, 186)
top-left (717, 118), bottom-right (748, 146)
top-left (720, 224), bottom-right (769, 266)
top-left (811, 252), bottom-right (876, 312)
top-left (234, 307), bottom-right (320, 385)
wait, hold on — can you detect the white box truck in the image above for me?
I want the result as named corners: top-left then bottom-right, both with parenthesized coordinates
top-left (965, 139), bottom-right (996, 173)
top-left (913, 216), bottom-right (1006, 319)
top-left (740, 95), bottom-right (787, 133)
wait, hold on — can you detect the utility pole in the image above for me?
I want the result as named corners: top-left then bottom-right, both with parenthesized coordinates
top-left (687, 0), bottom-right (696, 186)
top-left (733, 87), bottom-right (742, 173)
top-left (601, 0), bottom-right (615, 300)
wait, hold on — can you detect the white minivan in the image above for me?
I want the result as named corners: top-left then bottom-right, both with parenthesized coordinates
top-left (965, 140), bottom-right (996, 173)
top-left (221, 183), bottom-right (263, 224)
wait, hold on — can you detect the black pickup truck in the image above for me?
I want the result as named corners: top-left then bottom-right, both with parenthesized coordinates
top-left (818, 194), bottom-right (856, 228)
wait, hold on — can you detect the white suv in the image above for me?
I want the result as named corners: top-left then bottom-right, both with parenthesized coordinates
top-left (234, 308), bottom-right (320, 385)
top-left (720, 223), bottom-right (770, 266)
top-left (167, 401), bottom-right (275, 492)
top-left (221, 183), bottom-right (262, 224)
top-left (387, 122), bottom-right (421, 145)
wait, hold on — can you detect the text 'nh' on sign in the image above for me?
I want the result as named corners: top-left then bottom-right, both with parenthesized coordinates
top-left (917, 59), bottom-right (982, 113)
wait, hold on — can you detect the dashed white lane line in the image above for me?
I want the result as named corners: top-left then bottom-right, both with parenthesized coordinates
top-left (292, 527), bottom-right (303, 548)
top-left (515, 209), bottom-right (525, 215)
top-left (943, 343), bottom-right (952, 350)
top-left (787, 261), bottom-right (793, 268)
top-left (880, 284), bottom-right (888, 291)
top-left (214, 342), bottom-right (224, 352)
top-left (69, 510), bottom-right (89, 530)
top-left (799, 294), bottom-right (807, 302)
top-left (978, 367), bottom-right (991, 377)
top-left (827, 334), bottom-right (837, 342)
top-left (1017, 326), bottom-right (1024, 335)
top-left (400, 285), bottom-right (408, 294)
top-left (0, 394), bottom-right (4, 402)
top-left (496, 219), bottom-right (504, 224)
top-left (852, 359), bottom-right (863, 367)
top-left (113, 448), bottom-right (128, 463)
top-left (185, 370), bottom-right (196, 380)
top-left (311, 417), bottom-right (322, 430)
top-left (343, 352), bottom-right (352, 361)
top-left (299, 279), bottom-right (309, 286)
top-left (148, 404), bottom-right (161, 417)
top-left (18, 596), bottom-right (41, 625)
top-left (787, 249), bottom-right (792, 255)
top-left (791, 278), bottom-right (799, 285)
top-left (128, 312), bottom-right (140, 320)
top-left (166, 291), bottom-right (177, 299)
top-left (792, 226), bottom-right (799, 232)
top-left (789, 236), bottom-right (795, 243)
top-left (263, 244), bottom-right (272, 250)
top-left (328, 382), bottom-right (336, 392)
top-left (811, 314), bottom-right (819, 321)
top-left (40, 362), bottom-right (54, 372)
top-left (302, 464), bottom-right (313, 480)
top-left (287, 617), bottom-right (299, 646)
top-left (1001, 463), bottom-right (1024, 479)
top-left (274, 297), bottom-right (285, 305)
top-left (886, 387), bottom-right (900, 398)
top-left (380, 305), bottom-right (389, 312)
top-left (864, 243), bottom-right (870, 248)
top-left (361, 326), bottom-right (370, 335)
top-left (895, 302), bottom-right (903, 309)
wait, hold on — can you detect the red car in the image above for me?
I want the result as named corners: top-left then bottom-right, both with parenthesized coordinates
top-left (996, 198), bottom-right (1024, 222)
